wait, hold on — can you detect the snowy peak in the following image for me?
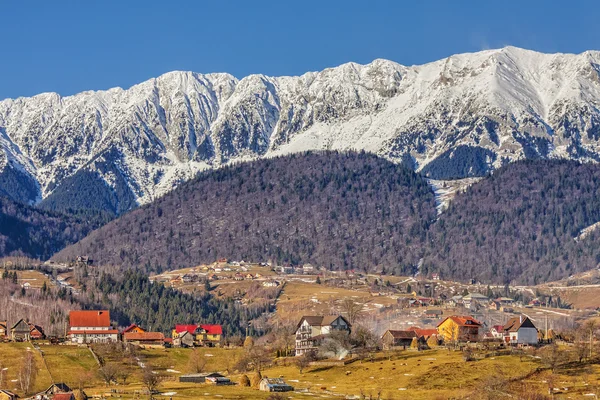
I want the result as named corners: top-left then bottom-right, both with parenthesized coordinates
top-left (1, 47), bottom-right (600, 214)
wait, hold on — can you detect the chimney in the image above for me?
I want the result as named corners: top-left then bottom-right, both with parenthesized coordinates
top-left (519, 315), bottom-right (522, 324)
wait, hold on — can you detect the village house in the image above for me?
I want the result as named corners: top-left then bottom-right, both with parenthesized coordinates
top-left (462, 293), bottom-right (489, 309)
top-left (295, 315), bottom-right (351, 356)
top-left (172, 324), bottom-right (223, 347)
top-left (10, 319), bottom-right (31, 341)
top-left (303, 264), bottom-right (315, 274)
top-left (262, 279), bottom-right (280, 288)
top-left (283, 266), bottom-right (294, 274)
top-left (0, 390), bottom-right (18, 400)
top-left (437, 315), bottom-right (482, 343)
top-left (503, 316), bottom-right (538, 345)
top-left (381, 329), bottom-right (418, 350)
top-left (28, 323), bottom-right (45, 340)
top-left (233, 273), bottom-right (244, 281)
top-left (173, 330), bottom-right (194, 347)
top-left (425, 309), bottom-right (443, 319)
top-left (489, 325), bottom-right (506, 339)
top-left (39, 382), bottom-right (72, 396)
top-left (123, 331), bottom-right (165, 347)
top-left (179, 372), bottom-right (230, 384)
top-left (67, 310), bottom-right (118, 344)
top-left (259, 378), bottom-right (294, 392)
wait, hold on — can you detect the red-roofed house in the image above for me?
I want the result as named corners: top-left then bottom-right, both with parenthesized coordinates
top-left (172, 324), bottom-right (223, 346)
top-left (68, 310), bottom-right (118, 344)
top-left (437, 315), bottom-right (482, 343)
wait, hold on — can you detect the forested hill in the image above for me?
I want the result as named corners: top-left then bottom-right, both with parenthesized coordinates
top-left (421, 160), bottom-right (600, 285)
top-left (54, 151), bottom-right (437, 273)
top-left (0, 196), bottom-right (95, 259)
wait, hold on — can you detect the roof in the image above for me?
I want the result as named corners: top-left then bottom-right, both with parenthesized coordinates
top-left (408, 327), bottom-right (438, 338)
top-left (44, 383), bottom-right (72, 393)
top-left (0, 389), bottom-right (17, 397)
top-left (384, 330), bottom-right (418, 339)
top-left (463, 293), bottom-right (489, 300)
top-left (122, 324), bottom-right (143, 333)
top-left (124, 332), bottom-right (165, 341)
top-left (52, 393), bottom-right (75, 400)
top-left (175, 324), bottom-right (198, 334)
top-left (437, 315), bottom-right (482, 328)
top-left (175, 324), bottom-right (222, 335)
top-left (29, 323), bottom-right (44, 333)
top-left (11, 318), bottom-right (28, 330)
top-left (180, 372), bottom-right (224, 378)
top-left (297, 315), bottom-right (350, 329)
top-left (503, 316), bottom-right (537, 332)
top-left (200, 324), bottom-right (222, 335)
top-left (262, 378), bottom-right (291, 385)
top-left (69, 310), bottom-right (111, 328)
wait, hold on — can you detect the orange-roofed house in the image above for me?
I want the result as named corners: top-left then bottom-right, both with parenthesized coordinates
top-left (437, 316), bottom-right (482, 343)
top-left (123, 331), bottom-right (165, 348)
top-left (68, 310), bottom-right (118, 344)
top-left (122, 324), bottom-right (146, 334)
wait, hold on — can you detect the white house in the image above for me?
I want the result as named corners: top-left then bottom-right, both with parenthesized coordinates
top-left (462, 293), bottom-right (489, 308)
top-left (67, 310), bottom-right (119, 344)
top-left (295, 315), bottom-right (351, 356)
top-left (503, 316), bottom-right (538, 345)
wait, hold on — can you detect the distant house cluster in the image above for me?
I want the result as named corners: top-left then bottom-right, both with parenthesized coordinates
top-left (0, 319), bottom-right (45, 342)
top-left (63, 310), bottom-right (221, 348)
top-left (381, 313), bottom-right (539, 350)
top-left (1, 382), bottom-right (77, 400)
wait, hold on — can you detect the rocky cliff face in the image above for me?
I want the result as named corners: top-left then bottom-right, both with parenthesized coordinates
top-left (1, 47), bottom-right (600, 214)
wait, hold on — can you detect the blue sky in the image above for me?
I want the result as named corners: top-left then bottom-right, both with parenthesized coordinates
top-left (1, 0), bottom-right (599, 99)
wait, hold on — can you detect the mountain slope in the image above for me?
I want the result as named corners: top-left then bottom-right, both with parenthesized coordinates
top-left (2, 47), bottom-right (600, 214)
top-left (53, 152), bottom-right (437, 272)
top-left (421, 160), bottom-right (600, 285)
top-left (0, 196), bottom-right (95, 259)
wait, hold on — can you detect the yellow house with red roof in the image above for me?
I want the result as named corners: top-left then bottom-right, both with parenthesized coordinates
top-left (437, 315), bottom-right (482, 342)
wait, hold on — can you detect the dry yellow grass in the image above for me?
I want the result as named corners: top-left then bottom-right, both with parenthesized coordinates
top-left (5, 342), bottom-right (600, 399)
top-left (0, 342), bottom-right (53, 396)
top-left (12, 269), bottom-right (53, 289)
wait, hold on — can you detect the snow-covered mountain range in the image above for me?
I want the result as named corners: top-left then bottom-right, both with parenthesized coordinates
top-left (1, 46), bottom-right (600, 213)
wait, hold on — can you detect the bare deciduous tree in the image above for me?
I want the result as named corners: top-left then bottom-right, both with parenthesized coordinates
top-left (340, 299), bottom-right (367, 325)
top-left (187, 348), bottom-right (207, 373)
top-left (141, 366), bottom-right (163, 399)
top-left (18, 352), bottom-right (37, 394)
top-left (98, 362), bottom-right (119, 386)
